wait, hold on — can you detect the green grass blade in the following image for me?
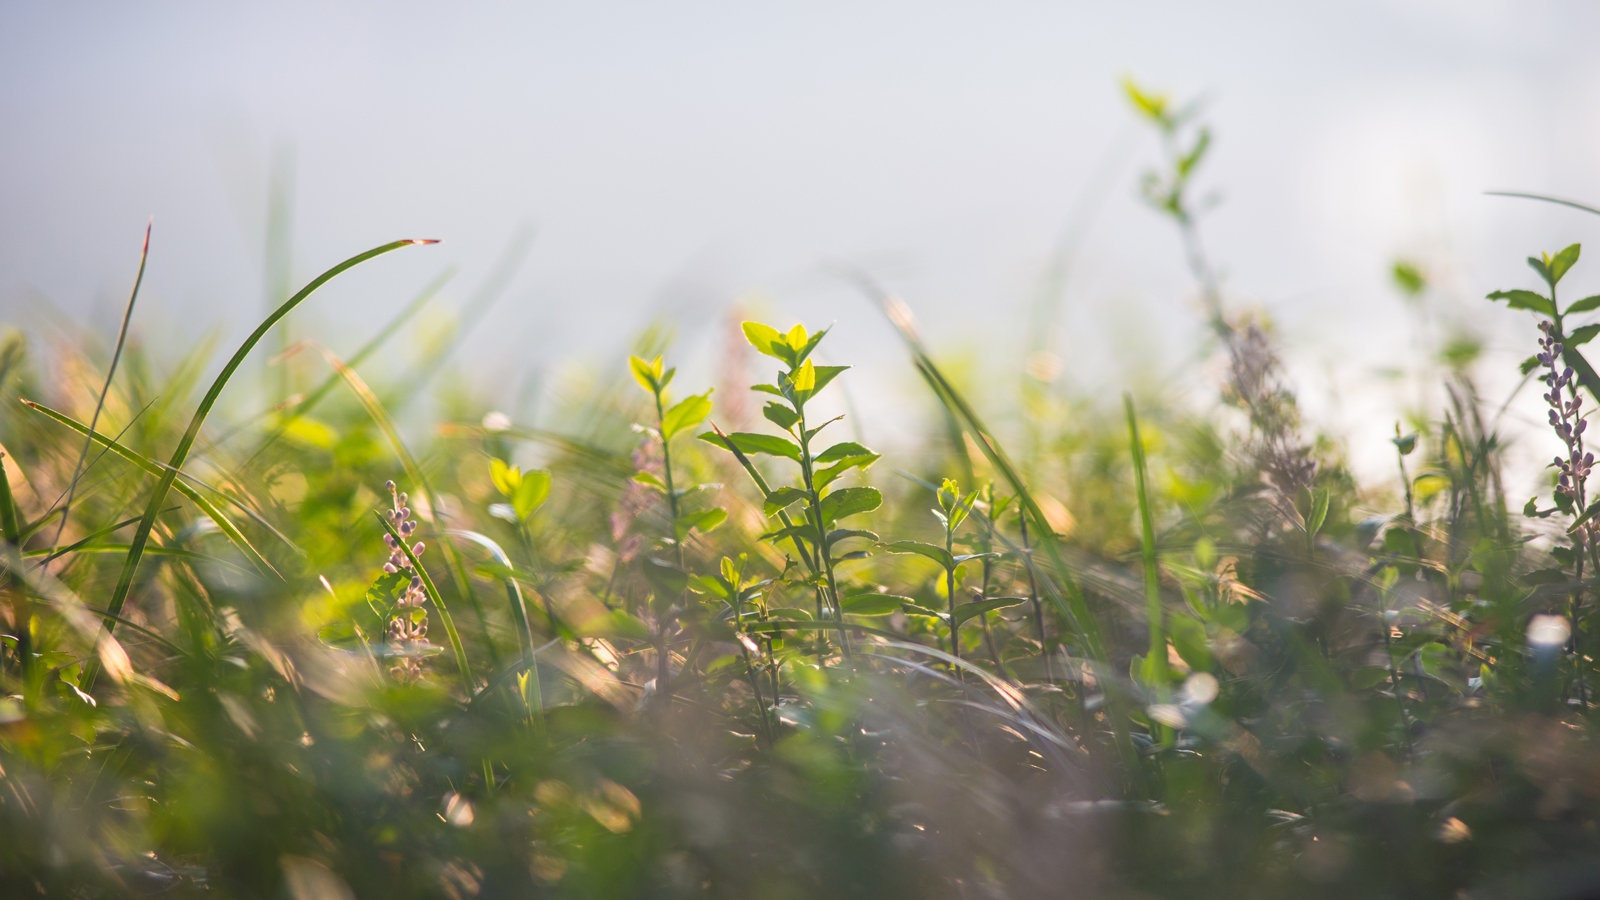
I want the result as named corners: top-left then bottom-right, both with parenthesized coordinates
top-left (1485, 190), bottom-right (1600, 218)
top-left (447, 529), bottom-right (535, 657)
top-left (0, 452), bottom-right (20, 545)
top-left (49, 221), bottom-right (150, 555)
top-left (1124, 394), bottom-right (1169, 695)
top-left (246, 265), bottom-right (457, 466)
top-left (23, 399), bottom-right (281, 579)
top-left (95, 239), bottom-right (435, 667)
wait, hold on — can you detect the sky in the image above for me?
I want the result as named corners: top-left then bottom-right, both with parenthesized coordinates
top-left (4, 0), bottom-right (1600, 477)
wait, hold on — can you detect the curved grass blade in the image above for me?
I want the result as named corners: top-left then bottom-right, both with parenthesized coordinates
top-left (27, 543), bottom-right (253, 576)
top-left (245, 265), bottom-right (458, 468)
top-left (293, 341), bottom-right (496, 664)
top-left (48, 221), bottom-right (151, 558)
top-left (93, 239), bottom-right (436, 680)
top-left (23, 399), bottom-right (281, 578)
top-left (1125, 394), bottom-right (1171, 750)
top-left (34, 512), bottom-right (161, 566)
top-left (0, 452), bottom-right (21, 545)
top-left (1486, 190), bottom-right (1600, 218)
top-left (446, 529), bottom-right (534, 657)
top-left (378, 511), bottom-right (471, 690)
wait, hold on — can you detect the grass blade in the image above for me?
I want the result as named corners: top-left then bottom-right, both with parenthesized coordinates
top-left (447, 529), bottom-right (535, 657)
top-left (48, 221), bottom-right (151, 557)
top-left (93, 239), bottom-right (436, 680)
top-left (23, 399), bottom-right (281, 578)
top-left (1124, 394), bottom-right (1169, 698)
top-left (246, 265), bottom-right (457, 467)
top-left (1486, 190), bottom-right (1600, 218)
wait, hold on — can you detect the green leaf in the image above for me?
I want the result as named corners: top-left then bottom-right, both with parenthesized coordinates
top-left (814, 458), bottom-right (873, 491)
top-left (750, 383), bottom-right (785, 396)
top-left (1487, 289), bottom-right (1556, 317)
top-left (1567, 294), bottom-right (1600, 314)
top-left (1306, 488), bottom-right (1330, 538)
top-left (742, 322), bottom-right (786, 359)
top-left (820, 486), bottom-right (881, 525)
top-left (1168, 615), bottom-right (1212, 671)
top-left (758, 523), bottom-right (815, 545)
top-left (792, 359), bottom-right (816, 393)
top-left (841, 593), bottom-right (907, 616)
top-left (689, 574), bottom-right (730, 600)
top-left (1520, 355), bottom-right (1543, 376)
top-left (762, 402), bottom-right (799, 430)
top-left (1121, 77), bottom-right (1169, 122)
top-left (763, 487), bottom-right (808, 517)
top-left (881, 540), bottom-right (955, 570)
top-left (1413, 473), bottom-right (1449, 503)
top-left (809, 365), bottom-right (849, 396)
top-left (629, 355), bottom-right (661, 394)
top-left (675, 507), bottom-right (727, 539)
top-left (1391, 434), bottom-right (1417, 456)
top-left (632, 470), bottom-right (667, 491)
top-left (767, 606), bottom-right (813, 621)
top-left (815, 441), bottom-right (875, 463)
top-left (953, 596), bottom-right (1026, 626)
top-left (512, 470), bottom-right (552, 519)
top-left (1177, 127), bottom-right (1210, 177)
top-left (1562, 344), bottom-right (1600, 404)
top-left (1549, 243), bottom-right (1582, 286)
top-left (1571, 324), bottom-right (1600, 347)
top-left (827, 528), bottom-right (878, 548)
top-left (701, 431), bottom-right (801, 462)
top-left (489, 457), bottom-right (521, 496)
top-left (661, 391), bottom-right (713, 439)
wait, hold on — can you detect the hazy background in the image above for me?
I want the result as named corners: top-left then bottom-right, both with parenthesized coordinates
top-left (5, 0), bottom-right (1600, 477)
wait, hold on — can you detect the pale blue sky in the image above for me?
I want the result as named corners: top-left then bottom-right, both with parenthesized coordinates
top-left (3, 0), bottom-right (1599, 474)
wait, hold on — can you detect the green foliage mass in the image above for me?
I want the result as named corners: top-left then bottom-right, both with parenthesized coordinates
top-left (5, 86), bottom-right (1600, 900)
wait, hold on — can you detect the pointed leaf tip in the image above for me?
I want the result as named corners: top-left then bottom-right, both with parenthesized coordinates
top-left (408, 239), bottom-right (441, 245)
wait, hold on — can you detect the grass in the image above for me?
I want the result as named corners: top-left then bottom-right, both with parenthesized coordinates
top-left (5, 85), bottom-right (1600, 899)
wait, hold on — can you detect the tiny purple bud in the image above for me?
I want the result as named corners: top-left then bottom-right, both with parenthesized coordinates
top-left (383, 563), bottom-right (398, 574)
top-left (412, 542), bottom-right (425, 556)
top-left (385, 480), bottom-right (396, 493)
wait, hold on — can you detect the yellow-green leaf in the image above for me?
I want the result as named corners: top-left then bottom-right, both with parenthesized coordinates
top-left (785, 323), bottom-right (808, 351)
top-left (792, 359), bottom-right (816, 393)
top-left (662, 391), bottom-right (713, 439)
top-left (741, 322), bottom-right (784, 358)
top-left (489, 458), bottom-right (521, 497)
top-left (513, 470), bottom-right (551, 519)
top-left (628, 355), bottom-right (660, 394)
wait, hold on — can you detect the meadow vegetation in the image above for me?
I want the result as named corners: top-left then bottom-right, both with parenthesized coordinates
top-left (6, 84), bottom-right (1600, 899)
